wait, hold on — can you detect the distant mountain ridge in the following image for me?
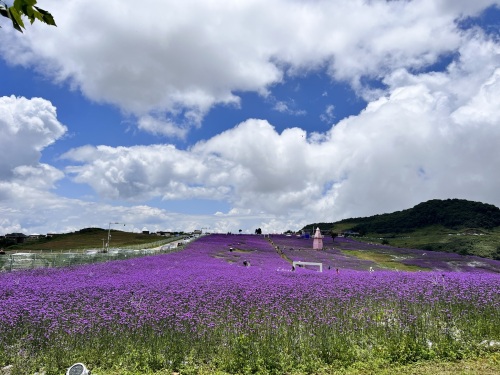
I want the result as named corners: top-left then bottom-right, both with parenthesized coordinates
top-left (342, 199), bottom-right (500, 234)
top-left (304, 199), bottom-right (500, 234)
top-left (302, 199), bottom-right (500, 260)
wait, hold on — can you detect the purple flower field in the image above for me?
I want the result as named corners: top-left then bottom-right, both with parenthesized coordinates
top-left (1, 234), bottom-right (499, 374)
top-left (270, 234), bottom-right (500, 273)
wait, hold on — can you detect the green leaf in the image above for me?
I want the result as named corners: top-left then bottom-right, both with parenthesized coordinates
top-left (9, 16), bottom-right (24, 32)
top-left (14, 0), bottom-right (38, 9)
top-left (34, 6), bottom-right (56, 26)
top-left (8, 7), bottom-right (25, 31)
top-left (14, 0), bottom-right (35, 23)
top-left (24, 8), bottom-right (36, 23)
top-left (1, 0), bottom-right (56, 31)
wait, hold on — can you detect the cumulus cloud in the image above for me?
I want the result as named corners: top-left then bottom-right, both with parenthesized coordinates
top-left (0, 184), bottom-right (211, 235)
top-left (59, 28), bottom-right (500, 231)
top-left (0, 95), bottom-right (66, 183)
top-left (322, 33), bottom-right (500, 219)
top-left (63, 120), bottom-right (323, 215)
top-left (2, 2), bottom-right (500, 234)
top-left (0, 96), bottom-right (72, 234)
top-left (2, 0), bottom-right (496, 136)
top-left (63, 144), bottom-right (231, 201)
top-left (451, 68), bottom-right (500, 125)
top-left (137, 115), bottom-right (189, 139)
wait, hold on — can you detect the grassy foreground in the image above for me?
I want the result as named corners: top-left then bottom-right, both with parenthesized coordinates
top-left (1, 235), bottom-right (499, 375)
top-left (90, 352), bottom-right (500, 374)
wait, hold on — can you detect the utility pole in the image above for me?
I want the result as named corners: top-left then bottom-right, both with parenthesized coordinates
top-left (106, 222), bottom-right (123, 252)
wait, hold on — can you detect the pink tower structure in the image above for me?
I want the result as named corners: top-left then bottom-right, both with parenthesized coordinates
top-left (313, 227), bottom-right (323, 250)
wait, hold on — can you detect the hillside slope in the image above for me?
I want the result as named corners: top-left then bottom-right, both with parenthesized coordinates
top-left (303, 199), bottom-right (500, 259)
top-left (2, 227), bottom-right (176, 251)
top-left (344, 199), bottom-right (500, 233)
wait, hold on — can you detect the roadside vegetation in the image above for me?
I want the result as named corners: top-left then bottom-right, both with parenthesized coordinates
top-left (1, 227), bottom-right (179, 252)
top-left (0, 228), bottom-right (188, 272)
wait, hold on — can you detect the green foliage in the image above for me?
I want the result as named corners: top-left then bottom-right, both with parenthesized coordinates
top-left (304, 199), bottom-right (500, 235)
top-left (0, 0), bottom-right (56, 32)
top-left (303, 199), bottom-right (500, 259)
top-left (494, 246), bottom-right (500, 261)
top-left (301, 223), bottom-right (333, 233)
top-left (347, 199), bottom-right (500, 234)
top-left (0, 237), bottom-right (16, 248)
top-left (3, 282), bottom-right (499, 374)
top-left (6, 228), bottom-right (171, 251)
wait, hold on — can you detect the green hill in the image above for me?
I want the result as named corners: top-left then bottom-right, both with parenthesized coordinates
top-left (1, 227), bottom-right (180, 251)
top-left (303, 199), bottom-right (500, 260)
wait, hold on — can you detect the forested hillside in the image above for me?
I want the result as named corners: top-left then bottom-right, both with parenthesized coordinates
top-left (303, 199), bottom-right (500, 259)
top-left (305, 199), bottom-right (500, 235)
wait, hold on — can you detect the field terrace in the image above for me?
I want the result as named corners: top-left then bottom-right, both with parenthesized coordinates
top-left (0, 234), bottom-right (499, 373)
top-left (206, 233), bottom-right (290, 270)
top-left (270, 234), bottom-right (500, 273)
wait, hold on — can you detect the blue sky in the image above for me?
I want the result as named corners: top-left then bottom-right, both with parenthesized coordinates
top-left (1, 1), bottom-right (500, 235)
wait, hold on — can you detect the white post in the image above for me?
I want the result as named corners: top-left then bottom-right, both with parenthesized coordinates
top-left (292, 261), bottom-right (323, 272)
top-left (106, 222), bottom-right (121, 252)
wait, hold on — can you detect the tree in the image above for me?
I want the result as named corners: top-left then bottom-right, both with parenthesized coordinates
top-left (254, 228), bottom-right (262, 235)
top-left (1, 0), bottom-right (56, 33)
top-left (330, 230), bottom-right (338, 242)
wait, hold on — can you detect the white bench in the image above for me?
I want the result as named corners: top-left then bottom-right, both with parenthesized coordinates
top-left (292, 261), bottom-right (323, 272)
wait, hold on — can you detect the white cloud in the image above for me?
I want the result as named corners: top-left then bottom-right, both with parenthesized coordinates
top-left (0, 96), bottom-right (67, 217)
top-left (137, 115), bottom-right (189, 139)
top-left (273, 102), bottom-right (289, 113)
top-left (273, 100), bottom-right (307, 116)
top-left (0, 96), bottom-right (67, 179)
top-left (58, 29), bottom-right (500, 231)
top-left (320, 104), bottom-right (335, 124)
top-left (321, 33), bottom-right (500, 219)
top-left (2, 0), bottom-right (497, 136)
top-left (0, 184), bottom-right (212, 234)
top-left (63, 144), bottom-right (233, 201)
top-left (1, 2), bottom-right (500, 235)
top-left (61, 119), bottom-right (330, 226)
top-left (451, 67), bottom-right (500, 125)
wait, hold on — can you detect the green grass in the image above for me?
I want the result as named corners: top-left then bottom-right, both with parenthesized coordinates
top-left (4, 228), bottom-right (176, 252)
top-left (232, 248), bottom-right (254, 253)
top-left (2, 231), bottom-right (499, 374)
top-left (3, 270), bottom-right (499, 374)
top-left (341, 250), bottom-right (428, 271)
top-left (0, 229), bottom-right (186, 271)
top-left (89, 352), bottom-right (500, 374)
top-left (355, 226), bottom-right (500, 260)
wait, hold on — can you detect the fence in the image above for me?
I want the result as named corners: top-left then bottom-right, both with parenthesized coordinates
top-left (0, 238), bottom-right (191, 272)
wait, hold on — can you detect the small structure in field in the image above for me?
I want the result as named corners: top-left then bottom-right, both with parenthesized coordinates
top-left (313, 227), bottom-right (323, 250)
top-left (292, 261), bottom-right (323, 272)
